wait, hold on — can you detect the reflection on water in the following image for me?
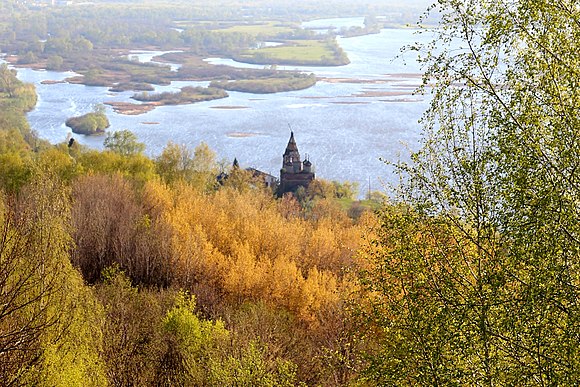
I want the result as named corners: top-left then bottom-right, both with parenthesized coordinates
top-left (13, 20), bottom-right (432, 195)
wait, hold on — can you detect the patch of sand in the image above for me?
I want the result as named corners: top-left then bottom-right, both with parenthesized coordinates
top-left (210, 106), bottom-right (249, 110)
top-left (226, 132), bottom-right (261, 138)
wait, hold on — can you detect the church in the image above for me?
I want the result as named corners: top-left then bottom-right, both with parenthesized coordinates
top-left (222, 132), bottom-right (315, 195)
top-left (278, 132), bottom-right (315, 194)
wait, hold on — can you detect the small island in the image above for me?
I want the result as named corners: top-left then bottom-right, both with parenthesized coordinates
top-left (210, 73), bottom-right (316, 94)
top-left (131, 86), bottom-right (228, 105)
top-left (65, 107), bottom-right (110, 135)
top-left (106, 86), bottom-right (229, 115)
top-left (233, 39), bottom-right (350, 66)
top-left (109, 82), bottom-right (155, 92)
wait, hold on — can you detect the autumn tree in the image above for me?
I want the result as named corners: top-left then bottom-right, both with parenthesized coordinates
top-left (71, 173), bottom-right (170, 285)
top-left (75, 148), bottom-right (156, 184)
top-left (96, 267), bottom-right (167, 386)
top-left (356, 0), bottom-right (580, 385)
top-left (156, 141), bottom-right (219, 191)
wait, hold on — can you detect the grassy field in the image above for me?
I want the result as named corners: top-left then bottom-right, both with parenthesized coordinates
top-left (235, 39), bottom-right (349, 66)
top-left (257, 40), bottom-right (329, 60)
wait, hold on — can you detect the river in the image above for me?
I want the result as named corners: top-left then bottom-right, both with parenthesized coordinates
top-left (10, 18), bottom-right (433, 195)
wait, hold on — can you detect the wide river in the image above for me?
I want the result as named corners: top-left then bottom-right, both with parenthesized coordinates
top-left (11, 18), bottom-right (433, 194)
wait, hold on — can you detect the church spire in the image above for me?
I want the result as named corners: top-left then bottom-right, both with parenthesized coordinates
top-left (284, 131), bottom-right (299, 155)
top-left (283, 131), bottom-right (301, 169)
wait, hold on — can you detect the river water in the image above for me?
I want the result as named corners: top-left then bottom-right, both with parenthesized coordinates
top-left (11, 18), bottom-right (433, 194)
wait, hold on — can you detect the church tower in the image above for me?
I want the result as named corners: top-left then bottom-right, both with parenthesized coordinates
top-left (282, 132), bottom-right (302, 173)
top-left (279, 132), bottom-right (315, 194)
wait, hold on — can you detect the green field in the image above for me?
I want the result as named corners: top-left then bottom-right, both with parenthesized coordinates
top-left (235, 39), bottom-right (349, 66)
top-left (256, 40), bottom-right (329, 60)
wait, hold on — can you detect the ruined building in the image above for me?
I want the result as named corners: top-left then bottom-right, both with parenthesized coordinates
top-left (279, 132), bottom-right (315, 194)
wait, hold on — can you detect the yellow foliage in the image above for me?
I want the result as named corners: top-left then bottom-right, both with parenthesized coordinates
top-left (299, 267), bottom-right (339, 323)
top-left (266, 256), bottom-right (304, 310)
top-left (140, 179), bottom-right (367, 325)
top-left (223, 241), bottom-right (266, 299)
top-left (142, 178), bottom-right (174, 218)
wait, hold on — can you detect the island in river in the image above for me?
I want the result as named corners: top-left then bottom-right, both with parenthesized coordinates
top-left (65, 109), bottom-right (110, 135)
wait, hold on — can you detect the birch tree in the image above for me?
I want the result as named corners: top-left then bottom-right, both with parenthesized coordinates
top-left (356, 0), bottom-right (580, 384)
